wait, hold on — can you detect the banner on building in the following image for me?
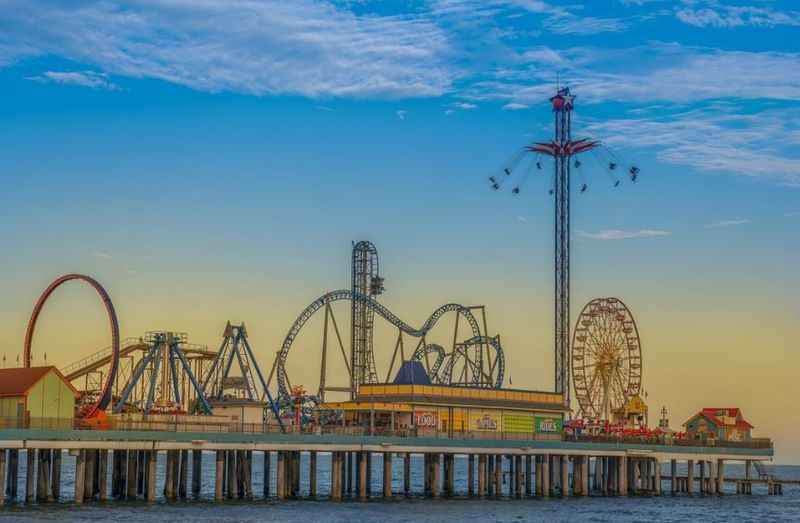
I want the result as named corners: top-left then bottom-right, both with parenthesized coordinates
top-left (414, 410), bottom-right (438, 428)
top-left (469, 411), bottom-right (500, 432)
top-left (503, 413), bottom-right (534, 433)
top-left (535, 416), bottom-right (563, 434)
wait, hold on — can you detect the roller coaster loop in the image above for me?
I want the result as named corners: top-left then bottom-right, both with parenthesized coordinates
top-left (24, 274), bottom-right (120, 418)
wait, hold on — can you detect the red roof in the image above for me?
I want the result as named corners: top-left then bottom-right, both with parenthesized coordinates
top-left (688, 407), bottom-right (753, 429)
top-left (0, 366), bottom-right (79, 398)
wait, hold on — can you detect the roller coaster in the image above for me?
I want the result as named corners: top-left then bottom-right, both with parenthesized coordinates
top-left (271, 242), bottom-right (506, 409)
top-left (21, 242), bottom-right (505, 425)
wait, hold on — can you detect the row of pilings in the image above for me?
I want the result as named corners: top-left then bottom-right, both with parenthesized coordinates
top-left (0, 448), bottom-right (767, 504)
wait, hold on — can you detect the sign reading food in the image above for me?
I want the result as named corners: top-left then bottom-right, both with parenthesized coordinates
top-left (535, 416), bottom-right (563, 434)
top-left (414, 410), bottom-right (438, 428)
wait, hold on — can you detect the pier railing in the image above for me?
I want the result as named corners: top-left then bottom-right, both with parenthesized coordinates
top-left (570, 434), bottom-right (774, 450)
top-left (0, 416), bottom-right (774, 450)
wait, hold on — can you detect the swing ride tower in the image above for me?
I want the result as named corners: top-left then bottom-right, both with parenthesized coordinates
top-left (528, 88), bottom-right (599, 405)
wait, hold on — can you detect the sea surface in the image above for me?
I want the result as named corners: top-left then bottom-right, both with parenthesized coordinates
top-left (3, 452), bottom-right (798, 522)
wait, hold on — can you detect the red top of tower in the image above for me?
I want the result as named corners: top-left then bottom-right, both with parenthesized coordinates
top-left (550, 87), bottom-right (574, 111)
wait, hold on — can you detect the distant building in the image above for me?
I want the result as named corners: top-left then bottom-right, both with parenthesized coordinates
top-left (0, 366), bottom-right (78, 422)
top-left (208, 399), bottom-right (266, 426)
top-left (683, 407), bottom-right (753, 442)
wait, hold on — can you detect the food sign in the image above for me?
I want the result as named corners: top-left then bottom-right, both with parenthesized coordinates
top-left (414, 410), bottom-right (438, 428)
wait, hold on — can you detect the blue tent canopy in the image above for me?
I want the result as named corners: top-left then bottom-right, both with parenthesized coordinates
top-left (392, 361), bottom-right (431, 385)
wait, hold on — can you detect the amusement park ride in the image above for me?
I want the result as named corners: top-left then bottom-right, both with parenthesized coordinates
top-left (268, 241), bottom-right (506, 418)
top-left (19, 241), bottom-right (507, 428)
top-left (490, 86), bottom-right (646, 428)
top-left (18, 86), bottom-right (645, 434)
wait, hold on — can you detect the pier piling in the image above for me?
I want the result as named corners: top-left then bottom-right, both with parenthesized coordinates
top-left (74, 450), bottom-right (85, 505)
top-left (431, 453), bottom-right (441, 498)
top-left (403, 453), bottom-right (411, 496)
top-left (179, 449), bottom-right (188, 499)
top-left (263, 451), bottom-right (271, 498)
top-left (35, 449), bottom-right (47, 502)
top-left (542, 455), bottom-right (550, 498)
top-left (126, 450), bottom-right (137, 500)
top-left (146, 450), bottom-right (157, 502)
top-left (524, 456), bottom-right (531, 497)
top-left (468, 454), bottom-right (475, 496)
top-left (51, 449), bottom-right (61, 501)
top-left (192, 449), bottom-right (202, 498)
top-left (309, 451), bottom-right (317, 498)
top-left (0, 449), bottom-right (6, 504)
top-left (383, 452), bottom-right (392, 499)
top-left (25, 449), bottom-right (35, 503)
top-left (358, 451), bottom-right (368, 501)
top-left (478, 454), bottom-right (486, 496)
top-left (215, 450), bottom-right (224, 502)
top-left (98, 450), bottom-right (108, 501)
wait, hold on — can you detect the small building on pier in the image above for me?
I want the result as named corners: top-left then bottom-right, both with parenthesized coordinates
top-left (0, 366), bottom-right (78, 423)
top-left (319, 382), bottom-right (568, 439)
top-left (683, 407), bottom-right (753, 442)
top-left (208, 398), bottom-right (268, 426)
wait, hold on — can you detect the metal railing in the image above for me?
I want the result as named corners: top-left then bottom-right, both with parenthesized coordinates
top-left (0, 417), bottom-right (774, 450)
top-left (570, 434), bottom-right (773, 449)
top-left (61, 337), bottom-right (143, 376)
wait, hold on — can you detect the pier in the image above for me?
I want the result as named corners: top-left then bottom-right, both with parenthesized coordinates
top-left (0, 427), bottom-right (775, 505)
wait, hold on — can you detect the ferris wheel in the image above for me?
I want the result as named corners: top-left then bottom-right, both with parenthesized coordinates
top-left (571, 297), bottom-right (642, 421)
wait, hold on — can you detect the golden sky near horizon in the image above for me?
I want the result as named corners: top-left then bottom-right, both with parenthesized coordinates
top-left (1, 253), bottom-right (797, 464)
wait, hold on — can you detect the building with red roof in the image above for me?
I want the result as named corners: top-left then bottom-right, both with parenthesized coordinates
top-left (683, 407), bottom-right (754, 442)
top-left (0, 366), bottom-right (78, 422)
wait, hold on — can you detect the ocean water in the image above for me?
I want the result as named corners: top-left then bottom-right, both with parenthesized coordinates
top-left (3, 452), bottom-right (798, 522)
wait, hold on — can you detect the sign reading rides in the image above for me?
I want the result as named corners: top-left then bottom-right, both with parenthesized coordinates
top-left (535, 416), bottom-right (563, 434)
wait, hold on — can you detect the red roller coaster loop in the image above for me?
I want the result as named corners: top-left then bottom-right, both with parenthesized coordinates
top-left (23, 274), bottom-right (120, 418)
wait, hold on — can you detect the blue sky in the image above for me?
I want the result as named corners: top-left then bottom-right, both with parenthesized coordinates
top-left (1, 1), bottom-right (800, 459)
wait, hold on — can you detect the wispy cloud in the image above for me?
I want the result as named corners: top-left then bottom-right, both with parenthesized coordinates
top-left (396, 110), bottom-right (408, 120)
top-left (464, 43), bottom-right (800, 105)
top-left (785, 211), bottom-right (800, 218)
top-left (2, 0), bottom-right (454, 98)
top-left (431, 0), bottom-right (628, 35)
top-left (93, 251), bottom-right (113, 260)
top-left (578, 229), bottom-right (671, 240)
top-left (585, 107), bottom-right (800, 186)
top-left (452, 102), bottom-right (477, 110)
top-left (26, 70), bottom-right (118, 90)
top-left (705, 218), bottom-right (751, 229)
top-left (543, 14), bottom-right (627, 35)
top-left (676, 5), bottom-right (800, 29)
top-left (502, 102), bottom-right (529, 110)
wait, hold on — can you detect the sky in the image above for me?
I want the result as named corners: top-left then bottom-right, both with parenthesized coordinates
top-left (0, 1), bottom-right (799, 462)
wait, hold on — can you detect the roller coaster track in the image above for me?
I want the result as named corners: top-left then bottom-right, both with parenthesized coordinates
top-left (411, 343), bottom-right (447, 382)
top-left (437, 335), bottom-right (505, 389)
top-left (276, 289), bottom-right (484, 400)
top-left (24, 274), bottom-right (119, 418)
